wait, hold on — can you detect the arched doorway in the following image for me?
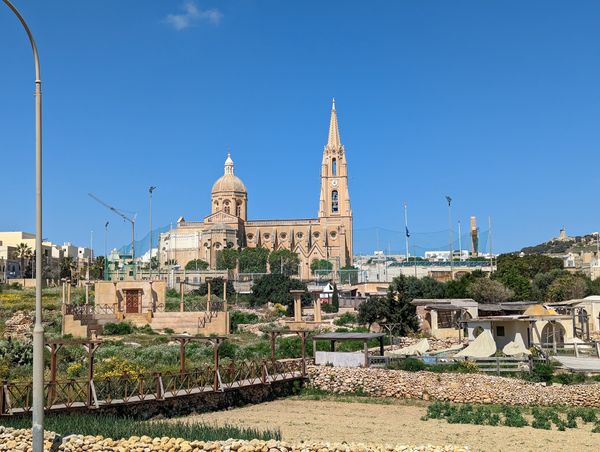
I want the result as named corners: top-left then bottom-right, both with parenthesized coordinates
top-left (541, 322), bottom-right (565, 348)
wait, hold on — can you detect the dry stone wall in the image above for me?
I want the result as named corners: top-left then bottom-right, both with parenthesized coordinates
top-left (0, 427), bottom-right (469, 452)
top-left (308, 366), bottom-right (600, 407)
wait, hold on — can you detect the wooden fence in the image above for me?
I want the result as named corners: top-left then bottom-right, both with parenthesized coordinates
top-left (0, 358), bottom-right (305, 416)
top-left (369, 355), bottom-right (545, 375)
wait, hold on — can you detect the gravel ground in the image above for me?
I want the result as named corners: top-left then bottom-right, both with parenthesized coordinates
top-left (180, 398), bottom-right (600, 452)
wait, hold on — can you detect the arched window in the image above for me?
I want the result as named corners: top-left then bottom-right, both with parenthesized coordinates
top-left (236, 201), bottom-right (242, 217)
top-left (331, 190), bottom-right (339, 213)
top-left (332, 158), bottom-right (337, 176)
top-left (224, 200), bottom-right (230, 214)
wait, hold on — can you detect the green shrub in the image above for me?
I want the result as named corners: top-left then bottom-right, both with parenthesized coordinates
top-left (134, 324), bottom-right (157, 335)
top-left (103, 322), bottom-right (134, 335)
top-left (166, 288), bottom-right (179, 298)
top-left (333, 312), bottom-right (357, 326)
top-left (0, 414), bottom-right (280, 441)
top-left (553, 373), bottom-right (585, 385)
top-left (529, 362), bottom-right (555, 383)
top-left (230, 311), bottom-right (259, 333)
top-left (501, 406), bottom-right (528, 427)
top-left (390, 357), bottom-right (426, 372)
top-left (321, 303), bottom-right (337, 313)
top-left (455, 360), bottom-right (479, 373)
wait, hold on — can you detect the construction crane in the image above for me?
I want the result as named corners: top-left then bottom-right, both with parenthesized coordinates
top-left (88, 193), bottom-right (137, 259)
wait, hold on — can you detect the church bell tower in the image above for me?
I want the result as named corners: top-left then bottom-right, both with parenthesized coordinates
top-left (318, 99), bottom-right (352, 265)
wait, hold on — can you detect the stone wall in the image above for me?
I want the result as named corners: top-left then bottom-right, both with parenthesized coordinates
top-left (308, 366), bottom-right (600, 407)
top-left (0, 426), bottom-right (468, 452)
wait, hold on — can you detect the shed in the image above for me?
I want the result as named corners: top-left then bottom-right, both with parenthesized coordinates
top-left (311, 332), bottom-right (385, 367)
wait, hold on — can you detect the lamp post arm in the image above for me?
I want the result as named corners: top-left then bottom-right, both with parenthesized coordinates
top-left (2, 0), bottom-right (41, 81)
top-left (2, 2), bottom-right (44, 451)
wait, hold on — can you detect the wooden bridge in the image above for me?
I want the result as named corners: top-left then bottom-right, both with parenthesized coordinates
top-left (0, 334), bottom-right (309, 416)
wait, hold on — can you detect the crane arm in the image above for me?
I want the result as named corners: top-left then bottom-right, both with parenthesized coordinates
top-left (88, 193), bottom-right (135, 224)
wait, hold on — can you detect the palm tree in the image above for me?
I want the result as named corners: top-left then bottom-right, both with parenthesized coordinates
top-left (13, 243), bottom-right (33, 278)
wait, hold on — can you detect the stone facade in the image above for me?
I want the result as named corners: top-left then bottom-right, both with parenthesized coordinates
top-left (160, 101), bottom-right (353, 279)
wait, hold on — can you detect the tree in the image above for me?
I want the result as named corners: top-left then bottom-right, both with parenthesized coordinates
top-left (466, 278), bottom-right (514, 304)
top-left (269, 249), bottom-right (300, 276)
top-left (385, 275), bottom-right (421, 335)
top-left (546, 274), bottom-right (589, 302)
top-left (444, 270), bottom-right (486, 298)
top-left (250, 273), bottom-right (309, 310)
top-left (185, 259), bottom-right (209, 271)
top-left (494, 270), bottom-right (531, 300)
top-left (331, 282), bottom-right (339, 312)
top-left (357, 296), bottom-right (388, 330)
top-left (13, 243), bottom-right (32, 278)
top-left (356, 275), bottom-right (419, 334)
top-left (311, 259), bottom-right (333, 275)
top-left (239, 247), bottom-right (269, 273)
top-left (90, 256), bottom-right (105, 280)
top-left (192, 277), bottom-right (235, 298)
top-left (531, 269), bottom-right (568, 301)
top-left (59, 256), bottom-right (76, 280)
top-left (216, 249), bottom-right (238, 270)
top-left (496, 253), bottom-right (563, 279)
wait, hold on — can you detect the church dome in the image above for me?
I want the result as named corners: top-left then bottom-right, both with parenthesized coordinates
top-left (211, 153), bottom-right (247, 194)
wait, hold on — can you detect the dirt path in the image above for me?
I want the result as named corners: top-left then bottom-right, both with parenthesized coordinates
top-left (179, 398), bottom-right (600, 452)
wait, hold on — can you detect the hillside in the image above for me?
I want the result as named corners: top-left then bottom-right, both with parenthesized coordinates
top-left (521, 231), bottom-right (598, 255)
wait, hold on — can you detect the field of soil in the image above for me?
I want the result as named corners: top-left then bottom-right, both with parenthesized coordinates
top-left (180, 397), bottom-right (599, 452)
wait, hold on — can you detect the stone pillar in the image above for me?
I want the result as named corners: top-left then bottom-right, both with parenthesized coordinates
top-left (314, 298), bottom-right (322, 323)
top-left (290, 290), bottom-right (304, 322)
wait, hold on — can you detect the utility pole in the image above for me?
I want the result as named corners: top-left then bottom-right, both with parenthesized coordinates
top-left (458, 221), bottom-right (462, 261)
top-left (104, 222), bottom-right (109, 280)
top-left (446, 196), bottom-right (454, 280)
top-left (488, 216), bottom-right (493, 273)
top-left (149, 186), bottom-right (156, 279)
top-left (2, 1), bottom-right (45, 449)
top-left (404, 202), bottom-right (410, 263)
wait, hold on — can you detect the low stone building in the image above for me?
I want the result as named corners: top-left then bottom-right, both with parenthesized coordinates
top-left (412, 298), bottom-right (478, 339)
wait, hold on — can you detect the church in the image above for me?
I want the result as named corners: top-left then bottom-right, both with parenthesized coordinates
top-left (159, 100), bottom-right (353, 280)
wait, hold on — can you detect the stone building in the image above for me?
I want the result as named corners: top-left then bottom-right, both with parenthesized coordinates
top-left (160, 100), bottom-right (353, 280)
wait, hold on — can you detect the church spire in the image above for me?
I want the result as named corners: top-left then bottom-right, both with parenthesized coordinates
top-left (224, 151), bottom-right (234, 175)
top-left (327, 97), bottom-right (341, 148)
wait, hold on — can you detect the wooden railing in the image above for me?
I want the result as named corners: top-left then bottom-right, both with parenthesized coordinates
top-left (369, 355), bottom-right (545, 375)
top-left (0, 359), bottom-right (306, 416)
top-left (539, 342), bottom-right (600, 359)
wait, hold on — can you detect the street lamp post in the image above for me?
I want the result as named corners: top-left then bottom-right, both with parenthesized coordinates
top-left (149, 186), bottom-right (156, 279)
top-left (446, 196), bottom-right (454, 280)
top-left (2, 0), bottom-right (44, 449)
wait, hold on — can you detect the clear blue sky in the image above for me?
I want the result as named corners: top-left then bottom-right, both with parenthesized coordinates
top-left (2, 1), bottom-right (600, 256)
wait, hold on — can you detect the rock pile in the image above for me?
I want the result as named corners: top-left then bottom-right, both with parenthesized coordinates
top-left (308, 366), bottom-right (600, 407)
top-left (0, 427), bottom-right (468, 452)
top-left (0, 425), bottom-right (56, 451)
top-left (3, 311), bottom-right (33, 339)
top-left (394, 336), bottom-right (463, 352)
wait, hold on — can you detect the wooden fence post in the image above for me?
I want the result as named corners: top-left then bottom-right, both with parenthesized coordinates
top-left (0, 382), bottom-right (5, 415)
top-left (155, 372), bottom-right (163, 400)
